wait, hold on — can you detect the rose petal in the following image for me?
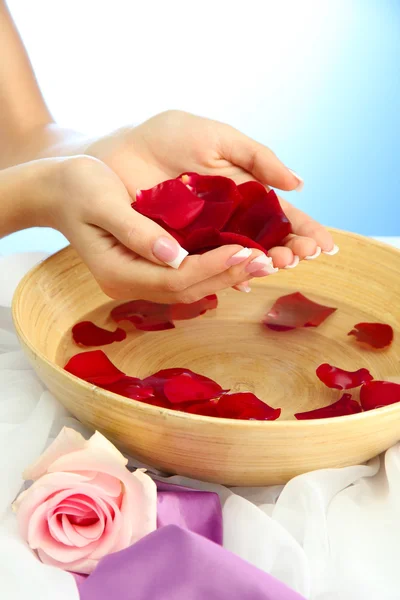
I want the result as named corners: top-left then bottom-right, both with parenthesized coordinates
top-left (133, 179), bottom-right (205, 229)
top-left (360, 380), bottom-right (400, 410)
top-left (225, 183), bottom-right (292, 250)
top-left (170, 294), bottom-right (218, 320)
top-left (263, 292), bottom-right (337, 331)
top-left (183, 400), bottom-right (220, 417)
top-left (23, 427), bottom-right (86, 481)
top-left (216, 392), bottom-right (281, 420)
top-left (110, 300), bottom-right (174, 331)
top-left (184, 227), bottom-right (266, 253)
top-left (72, 321), bottom-right (126, 347)
top-left (348, 322), bottom-right (394, 349)
top-left (179, 172), bottom-right (240, 231)
top-left (164, 372), bottom-right (224, 404)
top-left (316, 363), bottom-right (374, 390)
top-left (64, 351), bottom-right (125, 385)
top-left (295, 393), bottom-right (362, 419)
top-left (85, 431), bottom-right (128, 466)
top-left (101, 376), bottom-right (155, 401)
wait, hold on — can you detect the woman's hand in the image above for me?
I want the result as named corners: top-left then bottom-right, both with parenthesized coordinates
top-left (83, 110), bottom-right (336, 268)
top-left (24, 156), bottom-right (273, 301)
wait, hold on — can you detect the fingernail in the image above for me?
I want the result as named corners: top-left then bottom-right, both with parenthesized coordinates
top-left (305, 246), bottom-right (321, 260)
top-left (251, 265), bottom-right (279, 277)
top-left (236, 283), bottom-right (252, 293)
top-left (288, 169), bottom-right (304, 192)
top-left (153, 236), bottom-right (189, 269)
top-left (245, 254), bottom-right (273, 274)
top-left (226, 247), bottom-right (252, 266)
top-left (323, 244), bottom-right (339, 256)
top-left (284, 255), bottom-right (300, 269)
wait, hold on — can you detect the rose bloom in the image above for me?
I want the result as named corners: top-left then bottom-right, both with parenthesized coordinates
top-left (13, 428), bottom-right (157, 574)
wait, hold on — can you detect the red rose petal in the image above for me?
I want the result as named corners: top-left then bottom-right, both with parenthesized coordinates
top-left (316, 363), bottom-right (373, 390)
top-left (180, 172), bottom-right (240, 231)
top-left (170, 294), bottom-right (218, 320)
top-left (348, 322), bottom-right (394, 350)
top-left (295, 393), bottom-right (362, 420)
top-left (64, 351), bottom-right (125, 385)
top-left (263, 292), bottom-right (337, 331)
top-left (111, 300), bottom-right (174, 331)
top-left (225, 183), bottom-right (292, 250)
top-left (185, 227), bottom-right (266, 254)
top-left (102, 376), bottom-right (154, 400)
top-left (133, 179), bottom-right (205, 229)
top-left (216, 392), bottom-right (281, 420)
top-left (164, 372), bottom-right (224, 404)
top-left (72, 321), bottom-right (126, 347)
top-left (360, 380), bottom-right (400, 411)
top-left (183, 400), bottom-right (220, 417)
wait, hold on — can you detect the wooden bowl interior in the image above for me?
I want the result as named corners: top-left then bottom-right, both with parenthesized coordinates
top-left (14, 232), bottom-right (400, 420)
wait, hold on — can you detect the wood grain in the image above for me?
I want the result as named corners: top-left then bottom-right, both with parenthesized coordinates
top-left (12, 230), bottom-right (400, 485)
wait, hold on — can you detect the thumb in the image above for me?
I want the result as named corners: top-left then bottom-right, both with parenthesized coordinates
top-left (220, 125), bottom-right (304, 192)
top-left (95, 202), bottom-right (189, 269)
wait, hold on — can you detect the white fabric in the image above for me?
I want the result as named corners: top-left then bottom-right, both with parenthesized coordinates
top-left (1, 246), bottom-right (400, 600)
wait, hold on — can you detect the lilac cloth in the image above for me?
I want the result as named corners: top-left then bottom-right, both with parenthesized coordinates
top-left (78, 525), bottom-right (305, 600)
top-left (156, 480), bottom-right (223, 545)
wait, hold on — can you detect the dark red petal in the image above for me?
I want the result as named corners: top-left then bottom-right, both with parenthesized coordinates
top-left (263, 292), bottom-right (337, 331)
top-left (316, 363), bottom-right (373, 390)
top-left (141, 368), bottom-right (190, 399)
top-left (64, 351), bottom-right (125, 385)
top-left (164, 372), bottom-right (224, 404)
top-left (184, 227), bottom-right (266, 254)
top-left (216, 392), bottom-right (281, 420)
top-left (183, 400), bottom-right (220, 417)
top-left (170, 295), bottom-right (218, 320)
top-left (133, 179), bottom-right (204, 229)
top-left (179, 172), bottom-right (240, 232)
top-left (102, 376), bottom-right (155, 400)
top-left (111, 300), bottom-right (174, 331)
top-left (348, 322), bottom-right (394, 350)
top-left (72, 321), bottom-right (126, 347)
top-left (225, 184), bottom-right (292, 250)
top-left (295, 393), bottom-right (362, 420)
top-left (360, 380), bottom-right (400, 410)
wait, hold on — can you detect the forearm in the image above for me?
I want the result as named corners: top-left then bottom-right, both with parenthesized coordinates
top-left (0, 1), bottom-right (87, 168)
top-left (0, 159), bottom-right (54, 237)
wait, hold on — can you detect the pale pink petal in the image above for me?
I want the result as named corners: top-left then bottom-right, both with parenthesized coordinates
top-left (73, 519), bottom-right (105, 541)
top-left (37, 548), bottom-right (98, 575)
top-left (61, 512), bottom-right (104, 548)
top-left (121, 469), bottom-right (157, 544)
top-left (85, 431), bottom-right (127, 466)
top-left (23, 428), bottom-right (86, 481)
top-left (48, 512), bottom-right (75, 546)
top-left (85, 472), bottom-right (122, 497)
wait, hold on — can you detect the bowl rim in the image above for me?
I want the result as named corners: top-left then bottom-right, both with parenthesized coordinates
top-left (11, 228), bottom-right (400, 429)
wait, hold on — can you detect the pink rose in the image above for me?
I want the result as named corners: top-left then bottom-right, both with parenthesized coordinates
top-left (12, 428), bottom-right (157, 574)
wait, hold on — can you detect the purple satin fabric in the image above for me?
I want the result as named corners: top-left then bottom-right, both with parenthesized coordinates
top-left (78, 525), bottom-right (305, 600)
top-left (156, 480), bottom-right (223, 545)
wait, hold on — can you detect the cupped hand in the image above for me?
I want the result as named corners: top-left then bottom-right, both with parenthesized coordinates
top-left (84, 110), bottom-right (336, 268)
top-left (39, 156), bottom-right (272, 301)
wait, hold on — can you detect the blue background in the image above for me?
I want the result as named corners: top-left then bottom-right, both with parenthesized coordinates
top-left (1, 0), bottom-right (399, 255)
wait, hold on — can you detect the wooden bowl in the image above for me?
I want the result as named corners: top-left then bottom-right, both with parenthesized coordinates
top-left (12, 230), bottom-right (400, 486)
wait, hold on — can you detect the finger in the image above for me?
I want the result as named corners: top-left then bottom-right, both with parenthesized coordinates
top-left (278, 196), bottom-right (335, 252)
top-left (91, 201), bottom-right (189, 269)
top-left (267, 246), bottom-right (295, 269)
top-left (220, 125), bottom-right (303, 191)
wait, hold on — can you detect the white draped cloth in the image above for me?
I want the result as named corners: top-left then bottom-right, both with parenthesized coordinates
top-left (1, 251), bottom-right (400, 600)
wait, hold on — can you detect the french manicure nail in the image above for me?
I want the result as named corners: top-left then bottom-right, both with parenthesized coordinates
top-left (236, 283), bottom-right (252, 293)
top-left (323, 244), bottom-right (339, 256)
top-left (153, 236), bottom-right (189, 269)
top-left (305, 246), bottom-right (321, 260)
top-left (284, 255), bottom-right (300, 269)
top-left (251, 265), bottom-right (279, 277)
top-left (245, 254), bottom-right (273, 274)
top-left (226, 247), bottom-right (252, 266)
top-left (288, 169), bottom-right (304, 192)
